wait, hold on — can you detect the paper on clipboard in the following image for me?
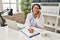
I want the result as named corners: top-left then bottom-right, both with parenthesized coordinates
top-left (21, 28), bottom-right (40, 38)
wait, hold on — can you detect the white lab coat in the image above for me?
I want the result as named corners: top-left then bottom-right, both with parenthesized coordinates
top-left (24, 13), bottom-right (44, 29)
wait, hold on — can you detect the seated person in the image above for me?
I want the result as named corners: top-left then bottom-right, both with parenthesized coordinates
top-left (24, 4), bottom-right (44, 33)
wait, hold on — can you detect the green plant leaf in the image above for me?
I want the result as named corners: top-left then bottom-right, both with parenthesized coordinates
top-left (21, 0), bottom-right (32, 18)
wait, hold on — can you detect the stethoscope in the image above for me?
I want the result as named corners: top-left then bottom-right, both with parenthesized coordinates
top-left (30, 13), bottom-right (37, 27)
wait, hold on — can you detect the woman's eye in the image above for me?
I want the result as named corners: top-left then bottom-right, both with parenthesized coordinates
top-left (34, 7), bottom-right (39, 9)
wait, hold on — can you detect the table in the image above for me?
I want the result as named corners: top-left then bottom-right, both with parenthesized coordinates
top-left (0, 23), bottom-right (60, 40)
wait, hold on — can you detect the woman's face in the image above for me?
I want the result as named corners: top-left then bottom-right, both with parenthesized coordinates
top-left (33, 5), bottom-right (40, 15)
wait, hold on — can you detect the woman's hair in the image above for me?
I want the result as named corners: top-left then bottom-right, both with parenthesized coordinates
top-left (32, 4), bottom-right (41, 10)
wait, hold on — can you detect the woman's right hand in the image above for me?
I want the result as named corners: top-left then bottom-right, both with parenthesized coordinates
top-left (28, 28), bottom-right (34, 33)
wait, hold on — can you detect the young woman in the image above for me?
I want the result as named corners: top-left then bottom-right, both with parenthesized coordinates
top-left (24, 4), bottom-right (44, 33)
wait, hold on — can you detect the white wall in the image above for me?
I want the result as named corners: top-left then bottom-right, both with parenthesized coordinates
top-left (0, 0), bottom-right (3, 11)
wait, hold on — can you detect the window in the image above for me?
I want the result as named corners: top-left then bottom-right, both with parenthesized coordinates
top-left (11, 4), bottom-right (17, 12)
top-left (10, 0), bottom-right (16, 3)
top-left (2, 0), bottom-right (9, 3)
top-left (2, 0), bottom-right (21, 13)
top-left (2, 4), bottom-right (10, 10)
top-left (18, 0), bottom-right (21, 12)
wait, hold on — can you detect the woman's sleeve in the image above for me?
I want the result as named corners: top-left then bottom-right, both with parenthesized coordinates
top-left (36, 16), bottom-right (44, 29)
top-left (24, 14), bottom-right (31, 29)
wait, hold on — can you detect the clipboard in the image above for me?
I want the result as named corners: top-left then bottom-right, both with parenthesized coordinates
top-left (21, 28), bottom-right (40, 38)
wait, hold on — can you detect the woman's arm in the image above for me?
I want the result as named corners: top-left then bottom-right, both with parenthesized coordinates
top-left (24, 13), bottom-right (31, 29)
top-left (36, 16), bottom-right (44, 29)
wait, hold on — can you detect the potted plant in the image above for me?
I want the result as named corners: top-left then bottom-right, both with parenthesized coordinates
top-left (21, 0), bottom-right (32, 18)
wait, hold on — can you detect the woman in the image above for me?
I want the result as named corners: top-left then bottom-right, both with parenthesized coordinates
top-left (24, 4), bottom-right (44, 33)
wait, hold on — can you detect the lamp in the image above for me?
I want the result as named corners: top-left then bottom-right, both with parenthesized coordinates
top-left (0, 8), bottom-right (13, 27)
